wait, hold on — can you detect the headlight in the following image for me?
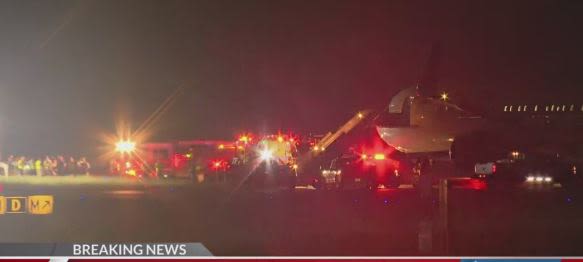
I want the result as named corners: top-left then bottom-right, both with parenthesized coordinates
top-left (322, 170), bottom-right (340, 175)
top-left (527, 176), bottom-right (553, 183)
top-left (259, 149), bottom-right (273, 161)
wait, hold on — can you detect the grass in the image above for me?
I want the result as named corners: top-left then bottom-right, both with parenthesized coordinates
top-left (0, 175), bottom-right (191, 186)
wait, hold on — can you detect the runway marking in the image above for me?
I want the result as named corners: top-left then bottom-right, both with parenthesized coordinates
top-left (293, 184), bottom-right (415, 190)
top-left (399, 184), bottom-right (414, 189)
top-left (294, 185), bottom-right (316, 190)
top-left (103, 190), bottom-right (147, 197)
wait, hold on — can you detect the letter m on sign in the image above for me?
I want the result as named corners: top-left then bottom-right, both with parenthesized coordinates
top-left (28, 195), bottom-right (54, 215)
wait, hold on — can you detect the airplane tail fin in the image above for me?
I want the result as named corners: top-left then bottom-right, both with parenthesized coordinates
top-left (416, 43), bottom-right (442, 96)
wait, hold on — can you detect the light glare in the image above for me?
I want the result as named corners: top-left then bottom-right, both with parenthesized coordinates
top-left (115, 140), bottom-right (136, 153)
top-left (259, 149), bottom-right (273, 161)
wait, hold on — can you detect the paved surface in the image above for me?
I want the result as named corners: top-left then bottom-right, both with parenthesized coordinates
top-left (0, 175), bottom-right (582, 256)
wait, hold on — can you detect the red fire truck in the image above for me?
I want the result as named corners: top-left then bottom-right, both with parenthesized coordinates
top-left (110, 139), bottom-right (244, 180)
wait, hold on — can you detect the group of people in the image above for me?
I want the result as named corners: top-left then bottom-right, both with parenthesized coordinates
top-left (0, 155), bottom-right (91, 176)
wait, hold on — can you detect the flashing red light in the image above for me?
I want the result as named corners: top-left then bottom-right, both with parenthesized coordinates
top-left (492, 164), bottom-right (497, 173)
top-left (210, 159), bottom-right (229, 171)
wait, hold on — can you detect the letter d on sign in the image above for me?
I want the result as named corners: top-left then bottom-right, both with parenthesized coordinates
top-left (7, 197), bottom-right (26, 213)
top-left (11, 199), bottom-right (21, 211)
top-left (0, 197), bottom-right (5, 214)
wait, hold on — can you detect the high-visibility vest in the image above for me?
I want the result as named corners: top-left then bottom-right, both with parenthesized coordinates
top-left (17, 160), bottom-right (25, 169)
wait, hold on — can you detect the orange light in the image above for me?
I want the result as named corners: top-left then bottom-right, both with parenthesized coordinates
top-left (361, 154), bottom-right (368, 160)
top-left (373, 153), bottom-right (385, 160)
top-left (218, 144), bottom-right (225, 150)
top-left (277, 136), bottom-right (284, 143)
top-left (127, 169), bottom-right (137, 176)
top-left (440, 92), bottom-right (449, 101)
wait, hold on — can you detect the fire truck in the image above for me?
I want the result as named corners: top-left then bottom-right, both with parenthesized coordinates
top-left (110, 139), bottom-right (244, 180)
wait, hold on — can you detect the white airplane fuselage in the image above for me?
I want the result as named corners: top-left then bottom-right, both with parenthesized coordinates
top-left (376, 87), bottom-right (583, 157)
top-left (375, 87), bottom-right (486, 154)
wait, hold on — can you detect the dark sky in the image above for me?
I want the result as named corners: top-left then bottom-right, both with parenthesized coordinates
top-left (0, 0), bottom-right (582, 157)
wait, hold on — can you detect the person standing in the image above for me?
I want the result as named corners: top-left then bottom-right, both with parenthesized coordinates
top-left (17, 157), bottom-right (26, 176)
top-left (0, 156), bottom-right (8, 176)
top-left (35, 158), bottom-right (43, 176)
top-left (109, 158), bottom-right (120, 176)
top-left (43, 156), bottom-right (55, 176)
top-left (24, 158), bottom-right (34, 175)
top-left (154, 160), bottom-right (164, 178)
top-left (67, 157), bottom-right (77, 176)
top-left (77, 157), bottom-right (91, 176)
top-left (56, 155), bottom-right (66, 176)
top-left (7, 155), bottom-right (15, 176)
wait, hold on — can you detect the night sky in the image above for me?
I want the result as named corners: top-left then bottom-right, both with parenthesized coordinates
top-left (0, 0), bottom-right (582, 158)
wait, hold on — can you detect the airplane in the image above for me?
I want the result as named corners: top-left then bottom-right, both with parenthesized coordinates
top-left (375, 84), bottom-right (583, 173)
top-left (376, 85), bottom-right (485, 156)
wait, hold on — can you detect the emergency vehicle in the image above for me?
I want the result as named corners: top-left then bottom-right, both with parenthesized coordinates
top-left (474, 150), bottom-right (580, 187)
top-left (111, 139), bottom-right (243, 180)
top-left (296, 111), bottom-right (416, 190)
top-left (243, 134), bottom-right (299, 190)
